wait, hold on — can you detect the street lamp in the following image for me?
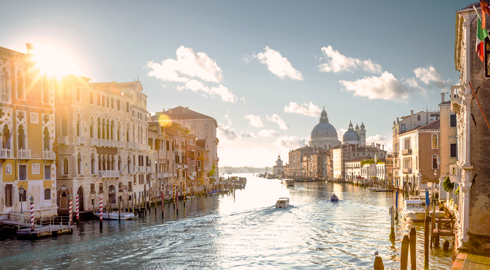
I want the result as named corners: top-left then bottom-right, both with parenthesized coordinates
top-left (19, 185), bottom-right (25, 213)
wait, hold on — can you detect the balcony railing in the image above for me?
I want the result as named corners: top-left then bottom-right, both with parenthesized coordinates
top-left (402, 168), bottom-right (412, 174)
top-left (98, 170), bottom-right (120, 178)
top-left (91, 138), bottom-right (99, 147)
top-left (18, 149), bottom-right (31, 159)
top-left (43, 151), bottom-right (55, 160)
top-left (76, 137), bottom-right (85, 145)
top-left (401, 149), bottom-right (412, 155)
top-left (449, 164), bottom-right (460, 183)
top-left (119, 141), bottom-right (125, 149)
top-left (0, 149), bottom-right (11, 158)
top-left (59, 137), bottom-right (69, 145)
top-left (128, 142), bottom-right (135, 150)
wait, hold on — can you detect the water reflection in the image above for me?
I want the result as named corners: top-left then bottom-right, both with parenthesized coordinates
top-left (0, 173), bottom-right (452, 269)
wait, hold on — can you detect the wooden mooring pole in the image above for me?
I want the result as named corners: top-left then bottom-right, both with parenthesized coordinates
top-left (424, 216), bottom-right (430, 268)
top-left (401, 235), bottom-right (409, 270)
top-left (389, 206), bottom-right (395, 241)
top-left (374, 256), bottom-right (384, 270)
top-left (410, 228), bottom-right (416, 270)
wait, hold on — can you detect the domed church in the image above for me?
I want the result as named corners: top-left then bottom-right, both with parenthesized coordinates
top-left (342, 121), bottom-right (366, 146)
top-left (310, 108), bottom-right (340, 150)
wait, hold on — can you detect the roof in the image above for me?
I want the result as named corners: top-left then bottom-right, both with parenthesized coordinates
top-left (152, 106), bottom-right (217, 126)
top-left (345, 156), bottom-right (369, 163)
top-left (402, 119), bottom-right (440, 135)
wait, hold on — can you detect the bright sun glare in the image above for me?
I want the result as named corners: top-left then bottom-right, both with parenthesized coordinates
top-left (31, 44), bottom-right (82, 78)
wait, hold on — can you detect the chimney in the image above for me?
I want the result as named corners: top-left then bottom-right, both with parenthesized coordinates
top-left (26, 43), bottom-right (34, 56)
top-left (397, 117), bottom-right (399, 124)
top-left (441, 93), bottom-right (445, 103)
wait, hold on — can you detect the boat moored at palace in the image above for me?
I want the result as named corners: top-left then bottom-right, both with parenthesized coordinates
top-left (94, 211), bottom-right (136, 220)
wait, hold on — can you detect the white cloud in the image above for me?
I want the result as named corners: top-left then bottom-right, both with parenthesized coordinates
top-left (223, 114), bottom-right (232, 126)
top-left (258, 129), bottom-right (279, 138)
top-left (284, 102), bottom-right (321, 117)
top-left (147, 46), bottom-right (238, 103)
top-left (266, 114), bottom-right (288, 130)
top-left (366, 134), bottom-right (393, 153)
top-left (339, 71), bottom-right (413, 101)
top-left (217, 124), bottom-right (239, 142)
top-left (240, 131), bottom-right (257, 138)
top-left (273, 135), bottom-right (308, 150)
top-left (218, 145), bottom-right (278, 167)
top-left (244, 114), bottom-right (264, 128)
top-left (337, 128), bottom-right (347, 142)
top-left (254, 46), bottom-right (304, 80)
top-left (413, 65), bottom-right (450, 90)
top-left (318, 46), bottom-right (382, 74)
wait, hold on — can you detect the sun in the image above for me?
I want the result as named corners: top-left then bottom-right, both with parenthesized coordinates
top-left (31, 44), bottom-right (82, 78)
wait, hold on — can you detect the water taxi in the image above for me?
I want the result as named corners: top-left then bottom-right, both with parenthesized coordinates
top-left (282, 179), bottom-right (295, 187)
top-left (330, 193), bottom-right (339, 202)
top-left (275, 197), bottom-right (290, 208)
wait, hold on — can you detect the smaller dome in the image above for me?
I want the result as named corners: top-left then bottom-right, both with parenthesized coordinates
top-left (343, 129), bottom-right (360, 142)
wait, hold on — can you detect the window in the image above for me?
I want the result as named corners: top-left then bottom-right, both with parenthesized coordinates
top-left (0, 68), bottom-right (9, 102)
top-left (17, 125), bottom-right (26, 150)
top-left (450, 143), bottom-right (457, 158)
top-left (90, 92), bottom-right (94, 104)
top-left (417, 115), bottom-right (421, 121)
top-left (99, 183), bottom-right (103, 193)
top-left (44, 188), bottom-right (51, 200)
top-left (45, 165), bottom-right (51, 179)
top-left (90, 184), bottom-right (95, 194)
top-left (16, 71), bottom-right (24, 99)
top-left (97, 94), bottom-right (101, 106)
top-left (19, 164), bottom-right (27, 180)
top-left (63, 158), bottom-right (68, 175)
top-left (30, 112), bottom-right (39, 124)
top-left (197, 160), bottom-right (201, 167)
top-left (432, 155), bottom-right (439, 170)
top-left (19, 186), bottom-right (26, 202)
top-left (61, 87), bottom-right (67, 100)
top-left (111, 97), bottom-right (114, 109)
top-left (432, 134), bottom-right (438, 149)
top-left (400, 124), bottom-right (406, 132)
top-left (91, 155), bottom-right (95, 174)
top-left (117, 99), bottom-right (120, 110)
top-left (126, 102), bottom-right (129, 112)
top-left (4, 184), bottom-right (13, 207)
top-left (76, 88), bottom-right (81, 101)
top-left (62, 114), bottom-right (68, 136)
top-left (450, 114), bottom-right (457, 127)
top-left (102, 95), bottom-right (105, 107)
top-left (198, 152), bottom-right (201, 157)
top-left (106, 96), bottom-right (110, 108)
top-left (32, 163), bottom-right (40, 174)
top-left (77, 153), bottom-right (82, 175)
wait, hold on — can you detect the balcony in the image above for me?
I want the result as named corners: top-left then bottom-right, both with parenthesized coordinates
top-left (18, 149), bottom-right (31, 159)
top-left (449, 164), bottom-right (461, 183)
top-left (119, 141), bottom-right (125, 149)
top-left (76, 137), bottom-right (85, 145)
top-left (177, 164), bottom-right (183, 169)
top-left (0, 149), bottom-right (12, 159)
top-left (128, 142), bottom-right (135, 150)
top-left (451, 85), bottom-right (462, 114)
top-left (98, 170), bottom-right (120, 178)
top-left (59, 136), bottom-right (69, 145)
top-left (146, 166), bottom-right (152, 172)
top-left (43, 151), bottom-right (55, 160)
top-left (401, 149), bottom-right (412, 155)
top-left (91, 138), bottom-right (99, 147)
top-left (402, 168), bottom-right (412, 174)
top-left (156, 173), bottom-right (166, 178)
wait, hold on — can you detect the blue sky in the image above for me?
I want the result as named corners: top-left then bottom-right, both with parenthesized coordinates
top-left (0, 1), bottom-right (468, 167)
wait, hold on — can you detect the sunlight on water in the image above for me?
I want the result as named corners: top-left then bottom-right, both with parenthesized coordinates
top-left (0, 173), bottom-right (452, 269)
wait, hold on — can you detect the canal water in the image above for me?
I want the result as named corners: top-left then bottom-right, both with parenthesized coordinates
top-left (0, 173), bottom-right (452, 269)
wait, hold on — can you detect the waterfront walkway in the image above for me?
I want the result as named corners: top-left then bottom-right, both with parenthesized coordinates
top-left (451, 253), bottom-right (490, 270)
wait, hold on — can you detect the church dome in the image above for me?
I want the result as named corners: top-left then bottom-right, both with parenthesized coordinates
top-left (311, 109), bottom-right (338, 139)
top-left (343, 121), bottom-right (360, 142)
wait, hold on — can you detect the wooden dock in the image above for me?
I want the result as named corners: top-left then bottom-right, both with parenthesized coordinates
top-left (0, 213), bottom-right (73, 239)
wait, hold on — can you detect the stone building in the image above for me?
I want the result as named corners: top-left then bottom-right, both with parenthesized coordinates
top-left (287, 146), bottom-right (314, 178)
top-left (272, 155), bottom-right (286, 176)
top-left (196, 139), bottom-right (210, 190)
top-left (55, 76), bottom-right (150, 213)
top-left (330, 144), bottom-right (387, 181)
top-left (451, 4), bottom-right (490, 251)
top-left (0, 44), bottom-right (57, 217)
top-left (438, 93), bottom-right (458, 200)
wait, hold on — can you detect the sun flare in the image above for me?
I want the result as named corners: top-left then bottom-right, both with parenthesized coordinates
top-left (31, 44), bottom-right (82, 78)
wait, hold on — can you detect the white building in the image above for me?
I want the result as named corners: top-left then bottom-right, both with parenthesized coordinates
top-left (272, 155), bottom-right (286, 176)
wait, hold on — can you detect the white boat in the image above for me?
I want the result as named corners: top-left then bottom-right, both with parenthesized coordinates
top-left (94, 211), bottom-right (136, 220)
top-left (275, 197), bottom-right (290, 208)
top-left (403, 200), bottom-right (426, 222)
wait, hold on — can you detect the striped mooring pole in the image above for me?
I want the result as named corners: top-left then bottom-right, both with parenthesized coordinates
top-left (29, 195), bottom-right (34, 231)
top-left (99, 195), bottom-right (103, 223)
top-left (183, 182), bottom-right (186, 205)
top-left (173, 183), bottom-right (176, 207)
top-left (68, 194), bottom-right (73, 226)
top-left (76, 194), bottom-right (80, 223)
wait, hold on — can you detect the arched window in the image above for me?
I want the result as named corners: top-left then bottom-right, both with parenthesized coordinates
top-left (44, 188), bottom-right (51, 200)
top-left (111, 120), bottom-right (114, 140)
top-left (98, 154), bottom-right (102, 172)
top-left (90, 117), bottom-right (94, 139)
top-left (77, 153), bottom-right (82, 175)
top-left (126, 124), bottom-right (129, 142)
top-left (0, 67), bottom-right (9, 102)
top-left (16, 71), bottom-right (24, 99)
top-left (118, 156), bottom-right (121, 171)
top-left (91, 154), bottom-right (95, 174)
top-left (128, 156), bottom-right (132, 174)
top-left (102, 119), bottom-right (106, 139)
top-left (117, 122), bottom-right (120, 141)
top-left (17, 125), bottom-right (25, 150)
top-left (63, 158), bottom-right (68, 175)
top-left (61, 114), bottom-right (67, 136)
top-left (76, 114), bottom-right (81, 137)
top-left (97, 117), bottom-right (101, 139)
top-left (3, 125), bottom-right (10, 149)
top-left (417, 115), bottom-right (421, 121)
top-left (432, 134), bottom-right (438, 149)
top-left (42, 76), bottom-right (49, 103)
top-left (43, 127), bottom-right (50, 151)
top-left (106, 119), bottom-right (110, 140)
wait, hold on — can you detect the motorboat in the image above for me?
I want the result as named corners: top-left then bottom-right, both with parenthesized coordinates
top-left (94, 211), bottom-right (136, 220)
top-left (275, 197), bottom-right (290, 208)
top-left (403, 200), bottom-right (426, 222)
top-left (282, 179), bottom-right (295, 187)
top-left (330, 194), bottom-right (339, 202)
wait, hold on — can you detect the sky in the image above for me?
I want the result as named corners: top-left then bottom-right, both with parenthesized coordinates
top-left (0, 0), bottom-right (469, 167)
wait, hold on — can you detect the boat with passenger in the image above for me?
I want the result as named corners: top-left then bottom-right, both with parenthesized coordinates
top-left (275, 197), bottom-right (290, 208)
top-left (330, 193), bottom-right (339, 202)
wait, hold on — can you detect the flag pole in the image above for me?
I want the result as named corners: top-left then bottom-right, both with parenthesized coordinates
top-left (474, 5), bottom-right (483, 21)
